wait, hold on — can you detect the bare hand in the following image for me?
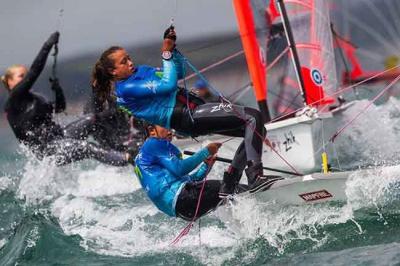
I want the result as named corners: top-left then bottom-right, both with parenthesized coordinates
top-left (204, 155), bottom-right (216, 167)
top-left (162, 38), bottom-right (175, 52)
top-left (206, 142), bottom-right (221, 155)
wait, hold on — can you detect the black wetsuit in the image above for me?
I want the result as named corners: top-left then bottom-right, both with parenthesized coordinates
top-left (83, 93), bottom-right (142, 152)
top-left (175, 180), bottom-right (222, 220)
top-left (4, 33), bottom-right (129, 166)
top-left (171, 92), bottom-right (265, 173)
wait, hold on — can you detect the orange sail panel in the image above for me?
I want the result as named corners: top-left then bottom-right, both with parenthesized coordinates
top-left (273, 0), bottom-right (338, 107)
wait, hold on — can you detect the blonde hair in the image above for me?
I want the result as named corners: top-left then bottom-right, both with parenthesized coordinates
top-left (1, 64), bottom-right (25, 90)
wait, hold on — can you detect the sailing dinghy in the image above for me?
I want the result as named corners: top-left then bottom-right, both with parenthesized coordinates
top-left (178, 0), bottom-right (400, 205)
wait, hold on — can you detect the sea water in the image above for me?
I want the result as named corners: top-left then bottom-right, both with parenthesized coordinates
top-left (1, 98), bottom-right (400, 265)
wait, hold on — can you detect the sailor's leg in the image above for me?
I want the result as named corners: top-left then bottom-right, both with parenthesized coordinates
top-left (173, 103), bottom-right (264, 163)
top-left (219, 141), bottom-right (247, 197)
top-left (172, 103), bottom-right (266, 189)
top-left (175, 180), bottom-right (222, 220)
top-left (52, 139), bottom-right (129, 166)
top-left (63, 114), bottom-right (97, 139)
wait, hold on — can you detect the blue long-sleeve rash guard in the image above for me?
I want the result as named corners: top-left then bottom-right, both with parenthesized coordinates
top-left (134, 137), bottom-right (210, 217)
top-left (115, 51), bottom-right (184, 128)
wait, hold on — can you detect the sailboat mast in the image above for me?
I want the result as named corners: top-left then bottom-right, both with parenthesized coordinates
top-left (276, 0), bottom-right (307, 106)
top-left (232, 0), bottom-right (271, 123)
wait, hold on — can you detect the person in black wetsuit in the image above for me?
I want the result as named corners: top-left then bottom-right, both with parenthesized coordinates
top-left (1, 32), bottom-right (135, 166)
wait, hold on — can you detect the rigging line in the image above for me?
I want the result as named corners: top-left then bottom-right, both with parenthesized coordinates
top-left (331, 24), bottom-right (351, 78)
top-left (52, 8), bottom-right (64, 80)
top-left (221, 137), bottom-right (236, 144)
top-left (230, 104), bottom-right (301, 175)
top-left (277, 92), bottom-right (302, 118)
top-left (181, 50), bottom-right (245, 82)
top-left (55, 7), bottom-right (64, 32)
top-left (266, 46), bottom-right (290, 72)
top-left (267, 63), bottom-right (400, 124)
top-left (332, 140), bottom-right (342, 171)
top-left (183, 27), bottom-right (269, 55)
top-left (179, 50), bottom-right (301, 174)
top-left (277, 72), bottom-right (400, 164)
top-left (229, 81), bottom-right (301, 110)
top-left (330, 73), bottom-right (400, 142)
top-left (170, 165), bottom-right (212, 245)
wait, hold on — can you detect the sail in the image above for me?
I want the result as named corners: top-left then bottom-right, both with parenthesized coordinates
top-left (331, 0), bottom-right (400, 87)
top-left (269, 0), bottom-right (338, 108)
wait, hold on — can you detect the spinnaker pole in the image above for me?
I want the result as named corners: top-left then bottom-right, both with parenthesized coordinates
top-left (276, 0), bottom-right (307, 106)
top-left (232, 0), bottom-right (271, 123)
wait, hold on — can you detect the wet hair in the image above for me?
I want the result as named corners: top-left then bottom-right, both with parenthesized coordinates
top-left (142, 121), bottom-right (155, 139)
top-left (1, 64), bottom-right (24, 91)
top-left (91, 46), bottom-right (124, 105)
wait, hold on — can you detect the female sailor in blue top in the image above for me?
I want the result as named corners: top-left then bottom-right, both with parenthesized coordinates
top-left (135, 124), bottom-right (224, 219)
top-left (94, 27), bottom-right (268, 195)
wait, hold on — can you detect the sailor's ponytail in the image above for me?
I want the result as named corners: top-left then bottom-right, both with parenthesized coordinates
top-left (91, 46), bottom-right (123, 105)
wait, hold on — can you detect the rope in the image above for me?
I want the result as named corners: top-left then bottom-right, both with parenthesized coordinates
top-left (181, 50), bottom-right (245, 82)
top-left (298, 72), bottom-right (400, 165)
top-left (330, 73), bottom-right (400, 142)
top-left (268, 63), bottom-right (400, 124)
top-left (178, 49), bottom-right (301, 174)
top-left (170, 166), bottom-right (211, 245)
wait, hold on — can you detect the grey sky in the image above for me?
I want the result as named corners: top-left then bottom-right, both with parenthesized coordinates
top-left (0, 0), bottom-right (237, 70)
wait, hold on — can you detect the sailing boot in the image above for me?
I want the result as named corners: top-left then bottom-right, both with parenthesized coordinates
top-left (219, 167), bottom-right (242, 198)
top-left (245, 161), bottom-right (271, 193)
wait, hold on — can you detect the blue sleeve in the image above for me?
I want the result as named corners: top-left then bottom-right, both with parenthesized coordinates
top-left (118, 60), bottom-right (178, 98)
top-left (157, 144), bottom-right (210, 177)
top-left (173, 50), bottom-right (185, 80)
top-left (188, 163), bottom-right (210, 181)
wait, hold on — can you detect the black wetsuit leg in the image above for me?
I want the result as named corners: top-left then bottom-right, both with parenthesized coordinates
top-left (175, 180), bottom-right (222, 220)
top-left (63, 114), bottom-right (97, 139)
top-left (46, 139), bottom-right (128, 166)
top-left (171, 103), bottom-right (265, 164)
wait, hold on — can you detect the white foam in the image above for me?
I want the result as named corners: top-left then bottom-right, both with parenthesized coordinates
top-left (333, 98), bottom-right (400, 167)
top-left (12, 98), bottom-right (400, 263)
top-left (0, 176), bottom-right (13, 192)
top-left (346, 165), bottom-right (400, 210)
top-left (0, 238), bottom-right (6, 249)
top-left (17, 157), bottom-right (139, 204)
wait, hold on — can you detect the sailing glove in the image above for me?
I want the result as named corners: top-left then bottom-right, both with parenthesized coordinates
top-left (46, 31), bottom-right (60, 46)
top-left (163, 26), bottom-right (176, 41)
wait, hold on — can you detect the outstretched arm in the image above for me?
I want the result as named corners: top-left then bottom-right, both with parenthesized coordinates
top-left (10, 32), bottom-right (60, 99)
top-left (158, 146), bottom-right (210, 177)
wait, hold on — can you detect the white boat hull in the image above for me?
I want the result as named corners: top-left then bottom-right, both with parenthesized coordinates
top-left (239, 171), bottom-right (349, 205)
top-left (237, 164), bottom-right (400, 205)
top-left (175, 106), bottom-right (352, 176)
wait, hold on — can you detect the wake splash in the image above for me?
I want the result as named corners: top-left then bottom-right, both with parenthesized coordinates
top-left (8, 98), bottom-right (400, 264)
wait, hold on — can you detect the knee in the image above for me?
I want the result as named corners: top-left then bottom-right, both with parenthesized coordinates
top-left (245, 108), bottom-right (264, 133)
